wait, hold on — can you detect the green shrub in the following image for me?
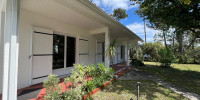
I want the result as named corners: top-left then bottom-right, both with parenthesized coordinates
top-left (131, 59), bottom-right (144, 67)
top-left (158, 48), bottom-right (175, 67)
top-left (62, 86), bottom-right (83, 100)
top-left (43, 74), bottom-right (62, 100)
top-left (43, 63), bottom-right (114, 100)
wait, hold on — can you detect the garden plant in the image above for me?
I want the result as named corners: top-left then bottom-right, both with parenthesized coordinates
top-left (43, 63), bottom-right (114, 100)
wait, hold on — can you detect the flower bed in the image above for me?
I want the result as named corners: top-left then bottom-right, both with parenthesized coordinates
top-left (32, 63), bottom-right (115, 100)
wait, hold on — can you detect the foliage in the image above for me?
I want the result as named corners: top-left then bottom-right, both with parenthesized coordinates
top-left (131, 0), bottom-right (200, 59)
top-left (113, 8), bottom-right (128, 21)
top-left (142, 42), bottom-right (164, 61)
top-left (43, 74), bottom-right (62, 100)
top-left (158, 48), bottom-right (175, 67)
top-left (193, 46), bottom-right (200, 63)
top-left (82, 80), bottom-right (96, 93)
top-left (105, 39), bottom-right (119, 66)
top-left (62, 86), bottom-right (83, 100)
top-left (129, 44), bottom-right (144, 61)
top-left (137, 47), bottom-right (144, 61)
top-left (64, 64), bottom-right (87, 88)
top-left (43, 63), bottom-right (114, 100)
top-left (131, 59), bottom-right (144, 67)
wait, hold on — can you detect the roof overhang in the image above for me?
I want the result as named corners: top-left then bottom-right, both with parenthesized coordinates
top-left (20, 0), bottom-right (143, 41)
top-left (77, 0), bottom-right (143, 41)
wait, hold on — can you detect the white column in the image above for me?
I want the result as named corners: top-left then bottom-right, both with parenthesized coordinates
top-left (2, 0), bottom-right (20, 100)
top-left (104, 28), bottom-right (110, 67)
top-left (126, 40), bottom-right (130, 66)
top-left (0, 0), bottom-right (6, 95)
top-left (136, 41), bottom-right (139, 58)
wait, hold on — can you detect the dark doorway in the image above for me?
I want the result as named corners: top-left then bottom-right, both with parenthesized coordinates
top-left (66, 36), bottom-right (76, 67)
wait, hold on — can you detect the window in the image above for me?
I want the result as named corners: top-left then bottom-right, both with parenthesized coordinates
top-left (53, 34), bottom-right (65, 69)
top-left (121, 46), bottom-right (125, 59)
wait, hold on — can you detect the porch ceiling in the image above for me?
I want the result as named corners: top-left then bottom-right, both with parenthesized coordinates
top-left (20, 0), bottom-right (105, 30)
top-left (20, 0), bottom-right (142, 42)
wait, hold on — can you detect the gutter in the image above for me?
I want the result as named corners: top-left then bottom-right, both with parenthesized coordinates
top-left (77, 0), bottom-right (143, 42)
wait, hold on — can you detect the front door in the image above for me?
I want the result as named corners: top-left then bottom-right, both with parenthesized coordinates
top-left (96, 41), bottom-right (105, 64)
top-left (53, 34), bottom-right (76, 76)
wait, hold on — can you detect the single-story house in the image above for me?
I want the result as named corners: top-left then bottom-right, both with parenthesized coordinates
top-left (0, 0), bottom-right (142, 99)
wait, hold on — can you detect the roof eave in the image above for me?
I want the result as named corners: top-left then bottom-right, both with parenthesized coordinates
top-left (77, 0), bottom-right (143, 42)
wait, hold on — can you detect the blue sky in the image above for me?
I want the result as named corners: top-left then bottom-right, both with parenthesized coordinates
top-left (92, 0), bottom-right (159, 42)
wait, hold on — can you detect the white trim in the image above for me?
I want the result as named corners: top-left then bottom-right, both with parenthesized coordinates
top-left (29, 27), bottom-right (33, 86)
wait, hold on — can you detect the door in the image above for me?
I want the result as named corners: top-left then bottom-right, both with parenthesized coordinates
top-left (52, 34), bottom-right (76, 76)
top-left (32, 27), bottom-right (53, 84)
top-left (96, 41), bottom-right (105, 64)
top-left (66, 36), bottom-right (76, 74)
top-left (52, 34), bottom-right (66, 76)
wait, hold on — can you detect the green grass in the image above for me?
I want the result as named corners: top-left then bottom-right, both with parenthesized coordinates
top-left (137, 62), bottom-right (200, 95)
top-left (90, 80), bottom-right (188, 100)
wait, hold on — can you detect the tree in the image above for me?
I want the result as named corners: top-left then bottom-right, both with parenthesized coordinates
top-left (113, 8), bottom-right (128, 21)
top-left (105, 39), bottom-right (119, 67)
top-left (142, 42), bottom-right (164, 61)
top-left (131, 0), bottom-right (200, 60)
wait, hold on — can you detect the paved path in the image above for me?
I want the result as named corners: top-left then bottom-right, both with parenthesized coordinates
top-left (119, 68), bottom-right (200, 100)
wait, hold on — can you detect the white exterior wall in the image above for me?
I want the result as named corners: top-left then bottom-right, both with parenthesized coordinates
top-left (16, 9), bottom-right (97, 90)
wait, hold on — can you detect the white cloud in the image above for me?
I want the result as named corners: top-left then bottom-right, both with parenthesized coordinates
top-left (126, 22), bottom-right (160, 42)
top-left (92, 0), bottom-right (137, 13)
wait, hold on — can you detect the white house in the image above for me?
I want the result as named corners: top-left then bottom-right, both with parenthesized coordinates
top-left (0, 0), bottom-right (142, 99)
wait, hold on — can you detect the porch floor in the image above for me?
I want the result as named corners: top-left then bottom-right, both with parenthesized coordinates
top-left (0, 62), bottom-right (130, 100)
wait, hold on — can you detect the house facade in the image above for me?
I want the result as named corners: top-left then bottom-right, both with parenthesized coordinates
top-left (0, 0), bottom-right (142, 99)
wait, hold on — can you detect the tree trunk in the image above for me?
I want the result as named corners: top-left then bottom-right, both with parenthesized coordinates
top-left (178, 33), bottom-right (183, 63)
top-left (144, 18), bottom-right (146, 43)
top-left (192, 42), bottom-right (196, 63)
top-left (173, 34), bottom-right (175, 54)
top-left (186, 36), bottom-right (196, 50)
top-left (163, 30), bottom-right (168, 49)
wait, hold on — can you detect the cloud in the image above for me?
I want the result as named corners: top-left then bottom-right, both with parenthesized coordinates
top-left (92, 0), bottom-right (137, 13)
top-left (126, 22), bottom-right (160, 42)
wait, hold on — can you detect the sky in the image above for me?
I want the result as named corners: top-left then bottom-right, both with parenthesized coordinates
top-left (91, 0), bottom-right (159, 42)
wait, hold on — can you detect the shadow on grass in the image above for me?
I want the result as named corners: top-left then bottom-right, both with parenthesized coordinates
top-left (89, 80), bottom-right (187, 100)
top-left (137, 64), bottom-right (200, 95)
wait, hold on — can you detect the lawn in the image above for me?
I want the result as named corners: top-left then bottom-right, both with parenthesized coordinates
top-left (90, 80), bottom-right (188, 100)
top-left (137, 62), bottom-right (200, 95)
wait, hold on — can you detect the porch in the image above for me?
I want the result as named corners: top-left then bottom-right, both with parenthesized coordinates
top-left (0, 62), bottom-right (131, 100)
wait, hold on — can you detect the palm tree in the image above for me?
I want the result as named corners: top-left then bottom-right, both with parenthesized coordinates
top-left (105, 39), bottom-right (119, 67)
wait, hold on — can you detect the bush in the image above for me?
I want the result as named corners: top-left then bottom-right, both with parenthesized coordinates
top-left (43, 74), bottom-right (62, 100)
top-left (131, 59), bottom-right (144, 67)
top-left (159, 48), bottom-right (175, 67)
top-left (43, 63), bottom-right (114, 100)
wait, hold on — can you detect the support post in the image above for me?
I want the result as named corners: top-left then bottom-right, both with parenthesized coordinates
top-left (104, 28), bottom-right (110, 67)
top-left (0, 0), bottom-right (6, 95)
top-left (136, 41), bottom-right (139, 58)
top-left (126, 40), bottom-right (130, 66)
top-left (2, 0), bottom-right (20, 100)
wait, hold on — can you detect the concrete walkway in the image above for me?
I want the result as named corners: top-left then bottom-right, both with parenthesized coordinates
top-left (119, 68), bottom-right (200, 100)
